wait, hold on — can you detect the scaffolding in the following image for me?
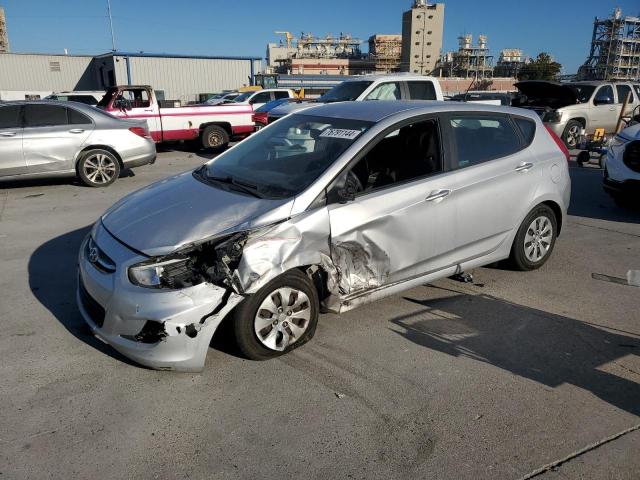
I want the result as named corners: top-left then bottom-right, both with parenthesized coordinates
top-left (295, 32), bottom-right (362, 59)
top-left (579, 8), bottom-right (640, 80)
top-left (494, 49), bottom-right (526, 78)
top-left (0, 6), bottom-right (9, 53)
top-left (368, 34), bottom-right (402, 73)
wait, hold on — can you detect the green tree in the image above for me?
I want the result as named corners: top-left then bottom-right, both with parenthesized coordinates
top-left (517, 53), bottom-right (562, 81)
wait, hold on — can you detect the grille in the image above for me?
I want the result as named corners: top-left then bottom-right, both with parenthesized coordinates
top-left (79, 279), bottom-right (105, 328)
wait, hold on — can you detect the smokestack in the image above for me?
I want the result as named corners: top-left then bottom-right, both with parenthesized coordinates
top-left (0, 6), bottom-right (9, 53)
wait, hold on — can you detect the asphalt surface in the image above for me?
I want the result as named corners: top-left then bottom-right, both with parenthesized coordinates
top-left (0, 146), bottom-right (638, 479)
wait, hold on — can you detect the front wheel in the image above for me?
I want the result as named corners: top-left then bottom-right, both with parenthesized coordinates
top-left (232, 269), bottom-right (319, 360)
top-left (561, 120), bottom-right (582, 150)
top-left (201, 125), bottom-right (229, 151)
top-left (77, 149), bottom-right (121, 187)
top-left (509, 205), bottom-right (558, 271)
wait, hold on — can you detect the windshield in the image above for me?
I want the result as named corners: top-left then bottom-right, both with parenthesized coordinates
top-left (197, 114), bottom-right (373, 199)
top-left (96, 89), bottom-right (117, 108)
top-left (233, 92), bottom-right (253, 103)
top-left (318, 81), bottom-right (373, 103)
top-left (567, 85), bottom-right (596, 103)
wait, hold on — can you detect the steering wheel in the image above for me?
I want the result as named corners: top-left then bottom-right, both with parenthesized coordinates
top-left (346, 170), bottom-right (364, 194)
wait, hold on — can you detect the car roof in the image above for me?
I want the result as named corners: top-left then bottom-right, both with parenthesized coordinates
top-left (296, 100), bottom-right (539, 122)
top-left (342, 73), bottom-right (438, 82)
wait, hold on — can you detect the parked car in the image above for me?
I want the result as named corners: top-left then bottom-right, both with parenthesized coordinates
top-left (252, 98), bottom-right (299, 129)
top-left (267, 74), bottom-right (444, 123)
top-left (513, 81), bottom-right (640, 149)
top-left (231, 89), bottom-right (296, 110)
top-left (0, 101), bottom-right (156, 187)
top-left (205, 91), bottom-right (240, 105)
top-left (45, 91), bottom-right (106, 106)
top-left (603, 119), bottom-right (640, 207)
top-left (98, 85), bottom-right (254, 150)
top-left (78, 101), bottom-right (570, 372)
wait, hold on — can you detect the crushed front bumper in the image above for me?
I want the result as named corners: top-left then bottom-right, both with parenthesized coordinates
top-left (76, 222), bottom-right (242, 372)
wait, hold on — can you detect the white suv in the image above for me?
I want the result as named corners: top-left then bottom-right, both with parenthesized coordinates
top-left (267, 74), bottom-right (444, 122)
top-left (604, 120), bottom-right (640, 206)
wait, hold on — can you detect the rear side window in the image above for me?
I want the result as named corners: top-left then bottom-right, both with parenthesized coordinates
top-left (0, 105), bottom-right (21, 129)
top-left (273, 91), bottom-right (290, 99)
top-left (514, 116), bottom-right (536, 145)
top-left (449, 114), bottom-right (522, 168)
top-left (615, 85), bottom-right (634, 104)
top-left (406, 81), bottom-right (437, 100)
top-left (68, 108), bottom-right (92, 125)
top-left (24, 104), bottom-right (68, 127)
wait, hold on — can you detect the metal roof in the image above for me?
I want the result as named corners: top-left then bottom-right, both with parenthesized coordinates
top-left (95, 51), bottom-right (262, 61)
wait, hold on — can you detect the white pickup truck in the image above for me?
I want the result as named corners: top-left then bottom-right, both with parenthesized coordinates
top-left (98, 85), bottom-right (255, 150)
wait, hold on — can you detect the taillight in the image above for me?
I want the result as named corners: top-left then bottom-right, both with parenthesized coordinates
top-left (544, 124), bottom-right (571, 162)
top-left (129, 126), bottom-right (150, 138)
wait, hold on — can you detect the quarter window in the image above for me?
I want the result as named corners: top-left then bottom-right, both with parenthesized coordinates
top-left (513, 117), bottom-right (536, 145)
top-left (0, 105), bottom-right (21, 129)
top-left (24, 104), bottom-right (68, 127)
top-left (407, 81), bottom-right (437, 100)
top-left (449, 115), bottom-right (522, 167)
top-left (68, 108), bottom-right (92, 125)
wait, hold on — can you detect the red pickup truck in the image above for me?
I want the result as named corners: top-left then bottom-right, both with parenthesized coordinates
top-left (97, 85), bottom-right (255, 150)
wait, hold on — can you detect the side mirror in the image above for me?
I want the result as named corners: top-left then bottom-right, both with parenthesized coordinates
top-left (594, 96), bottom-right (612, 106)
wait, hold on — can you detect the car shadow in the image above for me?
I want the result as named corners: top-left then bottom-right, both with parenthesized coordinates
top-left (568, 163), bottom-right (640, 223)
top-left (27, 226), bottom-right (144, 368)
top-left (391, 289), bottom-right (640, 417)
top-left (0, 169), bottom-right (135, 190)
top-left (156, 141), bottom-right (222, 161)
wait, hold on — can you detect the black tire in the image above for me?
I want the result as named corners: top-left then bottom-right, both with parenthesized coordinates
top-left (576, 150), bottom-right (590, 167)
top-left (561, 120), bottom-right (582, 150)
top-left (509, 204), bottom-right (558, 271)
top-left (611, 193), bottom-right (631, 209)
top-left (232, 269), bottom-right (319, 360)
top-left (77, 149), bottom-right (121, 187)
top-left (201, 125), bottom-right (229, 151)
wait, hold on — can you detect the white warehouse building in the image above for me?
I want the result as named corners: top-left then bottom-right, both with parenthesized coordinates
top-left (0, 51), bottom-right (262, 102)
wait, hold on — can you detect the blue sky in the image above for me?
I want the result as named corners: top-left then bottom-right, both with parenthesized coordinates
top-left (2, 0), bottom-right (639, 73)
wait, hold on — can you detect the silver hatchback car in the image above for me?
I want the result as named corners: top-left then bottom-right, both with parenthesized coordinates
top-left (78, 101), bottom-right (571, 371)
top-left (0, 101), bottom-right (156, 187)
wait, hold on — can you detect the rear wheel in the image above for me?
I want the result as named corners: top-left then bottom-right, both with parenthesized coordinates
top-left (77, 149), bottom-right (120, 187)
top-left (509, 204), bottom-right (558, 271)
top-left (562, 120), bottom-right (582, 149)
top-left (232, 270), bottom-right (319, 360)
top-left (201, 125), bottom-right (229, 151)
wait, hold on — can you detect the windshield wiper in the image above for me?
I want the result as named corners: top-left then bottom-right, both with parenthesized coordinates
top-left (203, 172), bottom-right (263, 198)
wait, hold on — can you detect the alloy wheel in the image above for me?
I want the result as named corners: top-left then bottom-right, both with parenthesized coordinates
top-left (566, 125), bottom-right (579, 148)
top-left (83, 153), bottom-right (117, 184)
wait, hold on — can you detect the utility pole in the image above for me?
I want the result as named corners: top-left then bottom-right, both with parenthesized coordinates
top-left (107, 0), bottom-right (116, 51)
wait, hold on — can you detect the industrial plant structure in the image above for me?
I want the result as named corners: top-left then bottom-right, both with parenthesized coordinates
top-left (436, 34), bottom-right (494, 79)
top-left (368, 34), bottom-right (402, 73)
top-left (578, 8), bottom-right (640, 81)
top-left (400, 0), bottom-right (444, 74)
top-left (0, 6), bottom-right (9, 53)
top-left (494, 49), bottom-right (526, 78)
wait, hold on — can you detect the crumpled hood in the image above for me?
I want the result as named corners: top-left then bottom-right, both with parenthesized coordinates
top-left (101, 171), bottom-right (293, 257)
top-left (515, 81), bottom-right (578, 107)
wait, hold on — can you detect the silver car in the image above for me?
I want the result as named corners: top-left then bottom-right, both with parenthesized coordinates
top-left (0, 101), bottom-right (156, 187)
top-left (78, 101), bottom-right (571, 372)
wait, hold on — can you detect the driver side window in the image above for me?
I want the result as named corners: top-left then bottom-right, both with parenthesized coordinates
top-left (119, 89), bottom-right (150, 108)
top-left (365, 82), bottom-right (402, 101)
top-left (594, 85), bottom-right (614, 105)
top-left (337, 119), bottom-right (442, 199)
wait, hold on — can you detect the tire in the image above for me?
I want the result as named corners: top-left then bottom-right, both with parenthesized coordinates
top-left (232, 269), bottom-right (319, 360)
top-left (576, 150), bottom-right (590, 167)
top-left (77, 149), bottom-right (121, 187)
top-left (201, 125), bottom-right (229, 151)
top-left (509, 204), bottom-right (558, 271)
top-left (561, 120), bottom-right (582, 150)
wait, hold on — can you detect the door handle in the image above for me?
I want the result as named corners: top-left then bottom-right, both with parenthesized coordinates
top-left (0, 131), bottom-right (16, 137)
top-left (69, 129), bottom-right (85, 134)
top-left (515, 162), bottom-right (533, 172)
top-left (426, 189), bottom-right (452, 202)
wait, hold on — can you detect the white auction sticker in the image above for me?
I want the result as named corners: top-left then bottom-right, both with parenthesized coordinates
top-left (319, 128), bottom-right (362, 140)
